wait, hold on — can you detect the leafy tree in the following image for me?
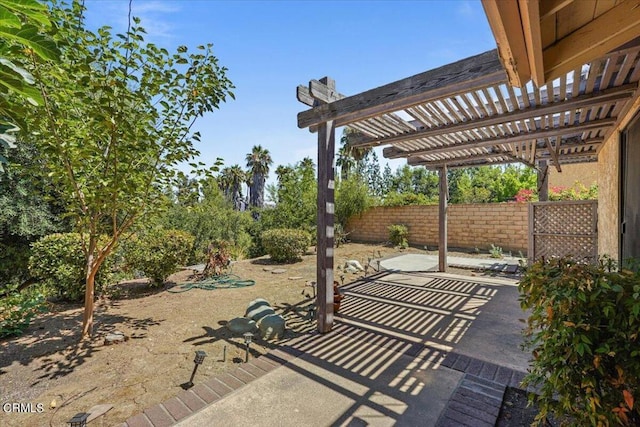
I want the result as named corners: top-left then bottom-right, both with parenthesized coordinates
top-left (448, 165), bottom-right (537, 203)
top-left (262, 158), bottom-right (316, 234)
top-left (0, 142), bottom-right (65, 285)
top-left (246, 145), bottom-right (272, 211)
top-left (381, 163), bottom-right (393, 194)
top-left (0, 0), bottom-right (60, 171)
top-left (174, 172), bottom-right (201, 207)
top-left (335, 174), bottom-right (373, 228)
top-left (383, 165), bottom-right (438, 204)
top-left (365, 150), bottom-right (383, 196)
top-left (163, 177), bottom-right (252, 262)
top-left (23, 1), bottom-right (234, 338)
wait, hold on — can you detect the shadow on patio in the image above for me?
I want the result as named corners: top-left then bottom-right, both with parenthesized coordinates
top-left (178, 270), bottom-right (529, 427)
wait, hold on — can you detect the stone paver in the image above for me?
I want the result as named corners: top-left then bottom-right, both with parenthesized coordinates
top-left (143, 405), bottom-right (174, 427)
top-left (161, 397), bottom-right (191, 422)
top-left (436, 352), bottom-right (528, 427)
top-left (190, 384), bottom-right (220, 404)
top-left (124, 413), bottom-right (154, 427)
top-left (176, 390), bottom-right (206, 412)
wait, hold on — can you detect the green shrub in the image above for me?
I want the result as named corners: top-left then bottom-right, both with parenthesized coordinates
top-left (519, 257), bottom-right (640, 426)
top-left (382, 192), bottom-right (434, 206)
top-left (335, 176), bottom-right (373, 227)
top-left (261, 228), bottom-right (311, 263)
top-left (123, 229), bottom-right (194, 286)
top-left (28, 233), bottom-right (114, 301)
top-left (489, 244), bottom-right (503, 259)
top-left (0, 284), bottom-right (47, 338)
top-left (388, 224), bottom-right (409, 248)
top-left (0, 242), bottom-right (32, 286)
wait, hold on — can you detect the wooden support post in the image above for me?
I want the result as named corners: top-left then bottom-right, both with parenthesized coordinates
top-left (537, 160), bottom-right (549, 201)
top-left (307, 76), bottom-right (340, 334)
top-left (317, 119), bottom-right (335, 333)
top-left (438, 165), bottom-right (448, 272)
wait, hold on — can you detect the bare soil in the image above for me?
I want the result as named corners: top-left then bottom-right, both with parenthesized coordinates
top-left (496, 387), bottom-right (575, 427)
top-left (0, 243), bottom-right (508, 427)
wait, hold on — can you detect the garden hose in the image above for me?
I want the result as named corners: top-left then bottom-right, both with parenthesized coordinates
top-left (168, 273), bottom-right (255, 293)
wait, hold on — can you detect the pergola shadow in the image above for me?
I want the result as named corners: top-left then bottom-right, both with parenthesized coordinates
top-left (261, 270), bottom-right (527, 426)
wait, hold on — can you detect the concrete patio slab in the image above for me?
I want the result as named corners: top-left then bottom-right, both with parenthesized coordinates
top-left (177, 345), bottom-right (463, 427)
top-left (378, 253), bottom-right (522, 274)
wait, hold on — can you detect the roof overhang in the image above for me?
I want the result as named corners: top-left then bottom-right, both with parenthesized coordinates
top-left (482, 0), bottom-right (640, 88)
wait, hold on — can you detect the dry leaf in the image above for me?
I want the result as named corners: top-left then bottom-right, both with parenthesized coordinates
top-left (623, 389), bottom-right (634, 409)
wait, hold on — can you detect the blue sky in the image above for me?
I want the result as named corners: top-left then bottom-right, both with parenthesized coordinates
top-left (84, 0), bottom-right (496, 185)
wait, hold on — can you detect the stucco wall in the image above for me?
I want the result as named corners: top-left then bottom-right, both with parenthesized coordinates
top-left (549, 163), bottom-right (598, 190)
top-left (598, 132), bottom-right (620, 259)
top-left (346, 203), bottom-right (528, 253)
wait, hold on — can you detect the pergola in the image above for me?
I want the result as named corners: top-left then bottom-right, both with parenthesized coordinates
top-left (297, 41), bottom-right (640, 333)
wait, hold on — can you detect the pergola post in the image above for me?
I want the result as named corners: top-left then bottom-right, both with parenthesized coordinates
top-left (537, 160), bottom-right (549, 201)
top-left (295, 76), bottom-right (342, 334)
top-left (316, 118), bottom-right (335, 333)
top-left (438, 165), bottom-right (448, 272)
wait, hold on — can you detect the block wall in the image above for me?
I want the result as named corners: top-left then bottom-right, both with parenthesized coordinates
top-left (346, 203), bottom-right (529, 253)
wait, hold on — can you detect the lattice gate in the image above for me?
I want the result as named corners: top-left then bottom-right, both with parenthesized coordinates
top-left (528, 200), bottom-right (598, 264)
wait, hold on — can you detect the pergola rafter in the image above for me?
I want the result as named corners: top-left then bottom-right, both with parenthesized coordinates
top-left (297, 43), bottom-right (640, 334)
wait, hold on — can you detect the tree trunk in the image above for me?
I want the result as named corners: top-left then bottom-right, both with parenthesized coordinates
top-left (81, 253), bottom-right (97, 339)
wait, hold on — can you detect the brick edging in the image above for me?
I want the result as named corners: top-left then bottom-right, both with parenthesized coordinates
top-left (435, 352), bottom-right (527, 427)
top-left (121, 348), bottom-right (302, 427)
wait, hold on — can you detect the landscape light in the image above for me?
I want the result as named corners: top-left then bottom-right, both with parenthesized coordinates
top-left (67, 413), bottom-right (88, 427)
top-left (183, 350), bottom-right (207, 389)
top-left (243, 332), bottom-right (253, 363)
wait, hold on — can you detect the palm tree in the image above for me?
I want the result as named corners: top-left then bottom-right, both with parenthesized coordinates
top-left (219, 165), bottom-right (246, 210)
top-left (275, 165), bottom-right (294, 190)
top-left (245, 145), bottom-right (273, 210)
top-left (337, 128), bottom-right (369, 180)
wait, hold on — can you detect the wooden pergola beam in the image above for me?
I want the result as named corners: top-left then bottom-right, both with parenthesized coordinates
top-left (407, 136), bottom-right (603, 169)
top-left (545, 137), bottom-right (562, 172)
top-left (384, 117), bottom-right (616, 159)
top-left (297, 50), bottom-right (506, 129)
top-left (351, 84), bottom-right (636, 149)
top-left (409, 152), bottom-right (530, 169)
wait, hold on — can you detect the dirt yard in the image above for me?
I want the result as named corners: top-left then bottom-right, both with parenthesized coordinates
top-left (0, 243), bottom-right (498, 426)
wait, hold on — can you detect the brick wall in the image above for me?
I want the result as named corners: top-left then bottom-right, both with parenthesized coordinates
top-left (346, 203), bottom-right (529, 253)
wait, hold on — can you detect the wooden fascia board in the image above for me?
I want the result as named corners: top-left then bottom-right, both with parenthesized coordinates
top-left (543, 0), bottom-right (640, 82)
top-left (384, 118), bottom-right (615, 159)
top-left (481, 0), bottom-right (531, 87)
top-left (297, 49), bottom-right (506, 129)
top-left (518, 0), bottom-right (545, 87)
top-left (356, 83), bottom-right (635, 150)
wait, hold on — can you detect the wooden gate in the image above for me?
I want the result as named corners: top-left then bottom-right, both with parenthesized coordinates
top-left (528, 200), bottom-right (598, 264)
